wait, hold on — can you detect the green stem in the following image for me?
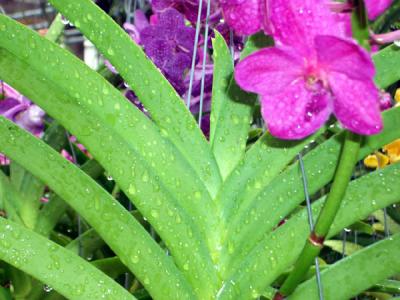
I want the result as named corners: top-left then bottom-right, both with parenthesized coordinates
top-left (278, 131), bottom-right (361, 297)
top-left (44, 14), bottom-right (65, 43)
top-left (111, 183), bottom-right (120, 198)
top-left (351, 0), bottom-right (370, 51)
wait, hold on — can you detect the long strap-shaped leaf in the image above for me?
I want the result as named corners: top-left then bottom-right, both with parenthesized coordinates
top-left (217, 163), bottom-right (400, 299)
top-left (0, 117), bottom-right (196, 300)
top-left (210, 32), bottom-right (274, 181)
top-left (210, 32), bottom-right (254, 180)
top-left (0, 218), bottom-right (135, 300)
top-left (0, 16), bottom-right (220, 295)
top-left (47, 0), bottom-right (222, 197)
top-left (289, 234), bottom-right (400, 300)
top-left (221, 107), bottom-right (400, 267)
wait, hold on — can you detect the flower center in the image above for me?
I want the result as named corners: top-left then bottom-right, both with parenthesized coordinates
top-left (304, 75), bottom-right (330, 122)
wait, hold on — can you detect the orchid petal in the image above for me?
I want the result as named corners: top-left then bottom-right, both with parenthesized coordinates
top-left (269, 0), bottom-right (341, 52)
top-left (0, 98), bottom-right (21, 115)
top-left (329, 72), bottom-right (383, 135)
top-left (365, 0), bottom-right (393, 20)
top-left (220, 0), bottom-right (263, 35)
top-left (316, 35), bottom-right (375, 81)
top-left (261, 80), bottom-right (332, 140)
top-left (235, 47), bottom-right (303, 95)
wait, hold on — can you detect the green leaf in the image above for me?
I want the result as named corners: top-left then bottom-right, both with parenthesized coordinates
top-left (218, 163), bottom-right (400, 299)
top-left (373, 210), bottom-right (400, 234)
top-left (0, 117), bottom-right (196, 300)
top-left (35, 159), bottom-right (104, 237)
top-left (289, 235), bottom-right (400, 300)
top-left (0, 15), bottom-right (220, 295)
top-left (47, 0), bottom-right (223, 197)
top-left (372, 280), bottom-right (400, 294)
top-left (0, 171), bottom-right (23, 224)
top-left (323, 240), bottom-right (363, 256)
top-left (221, 107), bottom-right (400, 269)
top-left (0, 218), bottom-right (135, 300)
top-left (218, 128), bottom-right (324, 225)
top-left (210, 32), bottom-right (254, 179)
top-left (373, 45), bottom-right (400, 89)
top-left (0, 286), bottom-right (11, 300)
top-left (92, 257), bottom-right (128, 279)
top-left (210, 32), bottom-right (274, 181)
top-left (65, 228), bottom-right (105, 258)
top-left (10, 162), bottom-right (45, 229)
top-left (45, 14), bottom-right (65, 43)
top-left (348, 221), bottom-right (375, 235)
top-left (7, 16), bottom-right (67, 231)
top-left (240, 32), bottom-right (274, 59)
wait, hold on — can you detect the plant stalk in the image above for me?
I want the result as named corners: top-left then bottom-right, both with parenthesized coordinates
top-left (44, 14), bottom-right (65, 43)
top-left (276, 131), bottom-right (361, 298)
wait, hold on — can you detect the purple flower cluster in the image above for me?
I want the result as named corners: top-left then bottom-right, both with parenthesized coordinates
top-left (140, 8), bottom-right (196, 95)
top-left (0, 82), bottom-right (45, 165)
top-left (117, 2), bottom-right (234, 136)
top-left (0, 82), bottom-right (45, 136)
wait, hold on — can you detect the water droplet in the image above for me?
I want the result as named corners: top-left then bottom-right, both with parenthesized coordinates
top-left (107, 48), bottom-right (115, 56)
top-left (43, 285), bottom-right (53, 292)
top-left (150, 210), bottom-right (159, 219)
top-left (141, 171), bottom-right (149, 183)
top-left (130, 254), bottom-right (139, 264)
top-left (128, 184), bottom-right (136, 195)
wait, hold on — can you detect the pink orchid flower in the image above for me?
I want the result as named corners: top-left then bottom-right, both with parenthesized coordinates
top-left (365, 0), bottom-right (393, 20)
top-left (235, 0), bottom-right (382, 140)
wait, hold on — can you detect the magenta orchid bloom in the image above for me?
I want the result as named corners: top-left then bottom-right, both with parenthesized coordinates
top-left (365, 0), bottom-right (393, 20)
top-left (235, 0), bottom-right (382, 140)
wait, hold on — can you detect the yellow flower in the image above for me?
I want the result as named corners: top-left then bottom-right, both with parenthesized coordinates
top-left (364, 152), bottom-right (390, 169)
top-left (395, 88), bottom-right (400, 107)
top-left (383, 139), bottom-right (400, 164)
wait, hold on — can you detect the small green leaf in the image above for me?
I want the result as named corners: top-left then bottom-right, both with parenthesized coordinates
top-left (373, 210), bottom-right (400, 234)
top-left (35, 159), bottom-right (104, 237)
top-left (323, 240), bottom-right (363, 256)
top-left (290, 235), bottom-right (400, 300)
top-left (0, 171), bottom-right (23, 224)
